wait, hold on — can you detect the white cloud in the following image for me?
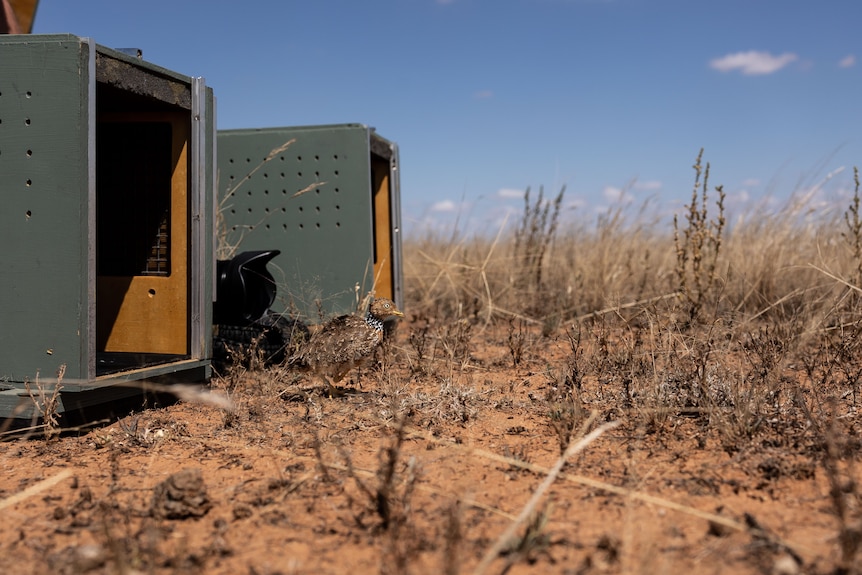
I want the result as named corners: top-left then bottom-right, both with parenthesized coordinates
top-left (742, 178), bottom-right (761, 187)
top-left (839, 54), bottom-right (856, 68)
top-left (473, 89), bottom-right (493, 100)
top-left (634, 180), bottom-right (662, 191)
top-left (710, 51), bottom-right (798, 75)
top-left (431, 199), bottom-right (457, 212)
top-left (497, 188), bottom-right (525, 199)
top-left (725, 189), bottom-right (751, 207)
top-left (602, 185), bottom-right (634, 203)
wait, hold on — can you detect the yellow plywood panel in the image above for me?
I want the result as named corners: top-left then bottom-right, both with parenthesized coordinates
top-left (371, 155), bottom-right (393, 300)
top-left (97, 113), bottom-right (189, 354)
top-left (6, 0), bottom-right (38, 33)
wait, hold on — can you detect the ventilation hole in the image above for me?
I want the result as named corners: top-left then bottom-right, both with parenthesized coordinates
top-left (25, 179), bottom-right (31, 186)
top-left (297, 172), bottom-right (302, 177)
top-left (335, 188), bottom-right (340, 193)
top-left (315, 171), bottom-right (320, 177)
top-left (25, 210), bottom-right (31, 219)
top-left (231, 225), bottom-right (237, 231)
top-left (315, 188), bottom-right (320, 194)
top-left (298, 206), bottom-right (303, 212)
top-left (265, 224), bottom-right (270, 229)
top-left (335, 205), bottom-right (340, 210)
top-left (263, 173), bottom-right (268, 178)
top-left (247, 207), bottom-right (253, 213)
top-left (314, 155), bottom-right (319, 161)
top-left (336, 222), bottom-right (341, 227)
top-left (282, 189), bottom-right (287, 195)
top-left (282, 223), bottom-right (288, 229)
top-left (249, 225), bottom-right (254, 230)
top-left (279, 156), bottom-right (285, 161)
top-left (26, 149), bottom-right (32, 157)
top-left (230, 209), bottom-right (236, 214)
top-left (299, 223), bottom-right (304, 229)
top-left (228, 158), bottom-right (234, 164)
top-left (281, 207), bottom-right (286, 212)
top-left (334, 170), bottom-right (339, 176)
top-left (229, 175), bottom-right (235, 180)
top-left (264, 207), bottom-right (270, 213)
top-left (280, 172), bottom-right (285, 178)
top-left (26, 91), bottom-right (32, 98)
top-left (24, 118), bottom-right (31, 126)
top-left (333, 154), bottom-right (338, 160)
top-left (245, 157), bottom-right (251, 163)
top-left (315, 223), bottom-right (320, 228)
top-left (315, 206), bottom-right (320, 212)
top-left (247, 190), bottom-right (252, 195)
top-left (148, 289), bottom-right (156, 297)
top-left (297, 155), bottom-right (302, 161)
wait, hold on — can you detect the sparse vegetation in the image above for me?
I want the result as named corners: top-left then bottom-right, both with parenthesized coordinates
top-left (23, 364), bottom-right (65, 441)
top-left (674, 148), bottom-right (726, 323)
top-left (4, 153), bottom-right (862, 574)
top-left (844, 166), bottom-right (862, 295)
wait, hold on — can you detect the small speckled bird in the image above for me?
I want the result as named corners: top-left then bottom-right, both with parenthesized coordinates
top-left (291, 298), bottom-right (404, 395)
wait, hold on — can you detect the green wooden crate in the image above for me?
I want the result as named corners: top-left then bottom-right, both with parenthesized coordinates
top-left (217, 124), bottom-right (403, 321)
top-left (0, 34), bottom-right (215, 419)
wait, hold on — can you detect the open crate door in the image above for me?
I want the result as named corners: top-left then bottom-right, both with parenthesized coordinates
top-left (371, 148), bottom-right (395, 302)
top-left (96, 112), bottom-right (190, 356)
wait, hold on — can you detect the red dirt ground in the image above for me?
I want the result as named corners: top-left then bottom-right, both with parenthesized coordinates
top-left (0, 322), bottom-right (856, 575)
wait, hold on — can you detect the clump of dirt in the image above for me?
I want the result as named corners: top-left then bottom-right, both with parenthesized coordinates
top-left (151, 468), bottom-right (212, 520)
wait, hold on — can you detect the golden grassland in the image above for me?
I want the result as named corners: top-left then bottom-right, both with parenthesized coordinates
top-left (4, 153), bottom-right (862, 574)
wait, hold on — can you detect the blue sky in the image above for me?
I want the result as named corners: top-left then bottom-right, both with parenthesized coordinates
top-left (32, 0), bottom-right (861, 235)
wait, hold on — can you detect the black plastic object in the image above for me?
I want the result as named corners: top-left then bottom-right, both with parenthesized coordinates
top-left (212, 311), bottom-right (310, 369)
top-left (213, 250), bottom-right (280, 325)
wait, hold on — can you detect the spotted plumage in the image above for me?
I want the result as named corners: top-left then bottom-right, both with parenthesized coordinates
top-left (291, 298), bottom-right (404, 394)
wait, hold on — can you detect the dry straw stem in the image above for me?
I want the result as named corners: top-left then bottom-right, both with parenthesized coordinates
top-left (219, 177), bottom-right (326, 261)
top-left (513, 185), bottom-right (565, 289)
top-left (110, 381), bottom-right (235, 412)
top-left (844, 167), bottom-right (862, 285)
top-left (287, 451), bottom-right (520, 523)
top-left (673, 149), bottom-right (727, 321)
top-left (222, 138), bottom-right (297, 199)
top-left (477, 443), bottom-right (815, 563)
top-left (809, 263), bottom-right (862, 295)
top-left (475, 215), bottom-right (511, 322)
top-left (569, 291), bottom-right (681, 324)
top-left (472, 420), bottom-right (620, 575)
top-left (0, 469), bottom-right (73, 512)
top-left (413, 214), bottom-right (513, 324)
top-left (217, 138), bottom-right (326, 259)
top-left (400, 424), bottom-right (816, 564)
top-left (23, 363), bottom-right (65, 440)
top-left (1, 381), bottom-right (232, 441)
